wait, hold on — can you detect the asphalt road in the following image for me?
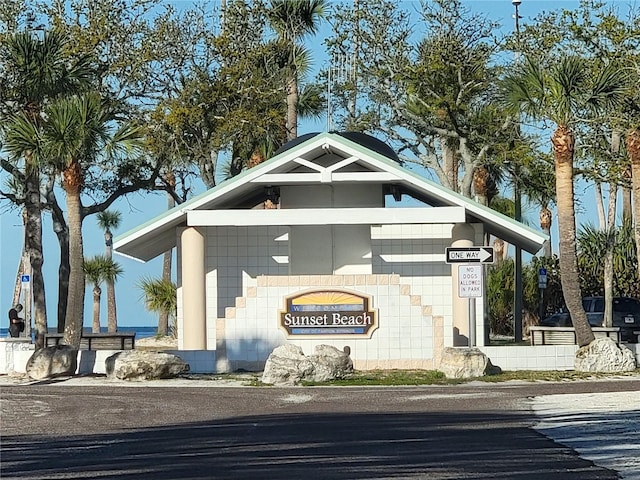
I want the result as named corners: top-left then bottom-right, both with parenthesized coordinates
top-left (2, 378), bottom-right (638, 479)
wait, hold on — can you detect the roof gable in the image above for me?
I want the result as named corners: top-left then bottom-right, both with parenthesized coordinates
top-left (114, 132), bottom-right (547, 261)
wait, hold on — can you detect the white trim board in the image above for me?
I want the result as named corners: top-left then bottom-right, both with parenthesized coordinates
top-left (186, 207), bottom-right (466, 227)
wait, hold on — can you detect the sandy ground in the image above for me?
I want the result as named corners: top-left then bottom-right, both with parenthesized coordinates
top-left (532, 391), bottom-right (640, 480)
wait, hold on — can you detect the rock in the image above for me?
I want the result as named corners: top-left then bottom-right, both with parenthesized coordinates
top-left (106, 350), bottom-right (190, 381)
top-left (26, 345), bottom-right (78, 380)
top-left (135, 335), bottom-right (178, 351)
top-left (574, 337), bottom-right (637, 373)
top-left (261, 344), bottom-right (353, 386)
top-left (439, 347), bottom-right (499, 379)
top-left (307, 344), bottom-right (354, 382)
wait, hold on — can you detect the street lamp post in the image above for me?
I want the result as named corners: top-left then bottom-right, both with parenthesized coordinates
top-left (512, 0), bottom-right (524, 343)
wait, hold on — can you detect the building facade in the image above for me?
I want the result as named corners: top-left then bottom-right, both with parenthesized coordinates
top-left (115, 132), bottom-right (546, 373)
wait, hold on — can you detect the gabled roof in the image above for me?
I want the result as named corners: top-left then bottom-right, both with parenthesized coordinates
top-left (114, 132), bottom-right (547, 262)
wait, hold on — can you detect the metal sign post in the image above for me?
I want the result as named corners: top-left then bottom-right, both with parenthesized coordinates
top-left (20, 274), bottom-right (31, 339)
top-left (538, 268), bottom-right (548, 322)
top-left (458, 265), bottom-right (483, 347)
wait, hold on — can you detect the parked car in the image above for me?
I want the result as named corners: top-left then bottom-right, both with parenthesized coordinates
top-left (540, 297), bottom-right (640, 343)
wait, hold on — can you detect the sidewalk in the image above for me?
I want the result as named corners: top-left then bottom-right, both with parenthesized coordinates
top-left (532, 391), bottom-right (640, 480)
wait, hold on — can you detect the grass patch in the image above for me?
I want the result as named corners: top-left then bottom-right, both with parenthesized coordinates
top-left (300, 368), bottom-right (640, 386)
top-left (186, 369), bottom-right (639, 387)
top-left (302, 369), bottom-right (447, 386)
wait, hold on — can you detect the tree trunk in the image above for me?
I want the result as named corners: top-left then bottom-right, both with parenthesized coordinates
top-left (159, 250), bottom-right (171, 336)
top-left (553, 125), bottom-right (594, 346)
top-left (25, 170), bottom-right (47, 349)
top-left (12, 208), bottom-right (27, 307)
top-left (594, 182), bottom-right (606, 230)
top-left (493, 238), bottom-right (504, 265)
top-left (92, 286), bottom-right (101, 333)
top-left (55, 226), bottom-right (70, 333)
top-left (46, 182), bottom-right (70, 333)
top-left (441, 138), bottom-right (458, 192)
top-left (13, 253), bottom-right (24, 307)
top-left (105, 230), bottom-right (117, 333)
top-left (473, 166), bottom-right (490, 206)
top-left (62, 163), bottom-right (85, 348)
top-left (158, 182), bottom-right (176, 337)
top-left (539, 204), bottom-right (552, 258)
top-left (621, 172), bottom-right (632, 225)
top-left (602, 182), bottom-right (617, 329)
top-left (627, 129), bottom-right (640, 282)
top-left (286, 73), bottom-right (298, 141)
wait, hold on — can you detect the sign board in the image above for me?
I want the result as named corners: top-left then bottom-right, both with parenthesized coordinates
top-left (538, 268), bottom-right (548, 289)
top-left (458, 265), bottom-right (483, 298)
top-left (446, 246), bottom-right (494, 264)
top-left (20, 274), bottom-right (30, 283)
top-left (280, 290), bottom-right (378, 337)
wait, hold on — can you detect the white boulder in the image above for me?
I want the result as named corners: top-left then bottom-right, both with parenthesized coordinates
top-left (439, 347), bottom-right (500, 379)
top-left (106, 350), bottom-right (189, 380)
top-left (574, 337), bottom-right (637, 373)
top-left (26, 345), bottom-right (78, 380)
top-left (261, 344), bottom-right (353, 386)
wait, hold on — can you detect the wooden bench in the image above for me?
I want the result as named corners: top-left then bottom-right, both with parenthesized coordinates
top-left (530, 326), bottom-right (620, 346)
top-left (45, 332), bottom-right (136, 350)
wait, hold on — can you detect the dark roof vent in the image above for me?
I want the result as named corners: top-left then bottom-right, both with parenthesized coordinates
top-left (336, 131), bottom-right (400, 163)
top-left (273, 132), bottom-right (321, 156)
top-left (273, 131), bottom-right (400, 163)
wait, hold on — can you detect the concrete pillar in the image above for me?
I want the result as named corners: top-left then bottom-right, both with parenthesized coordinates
top-left (451, 223), bottom-right (475, 346)
top-left (181, 227), bottom-right (206, 350)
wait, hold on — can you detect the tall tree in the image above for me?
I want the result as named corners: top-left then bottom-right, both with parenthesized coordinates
top-left (512, 0), bottom-right (640, 288)
top-left (578, 222), bottom-right (638, 299)
top-left (326, 0), bottom-right (513, 199)
top-left (267, 0), bottom-right (326, 141)
top-left (96, 210), bottom-right (121, 333)
top-left (83, 255), bottom-right (123, 334)
top-left (16, 91), bottom-right (142, 347)
top-left (519, 157), bottom-right (556, 258)
top-left (502, 55), bottom-right (627, 346)
top-left (0, 30), bottom-right (93, 348)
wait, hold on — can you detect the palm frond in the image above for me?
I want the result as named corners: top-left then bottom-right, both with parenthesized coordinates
top-left (138, 276), bottom-right (177, 317)
top-left (96, 210), bottom-right (122, 231)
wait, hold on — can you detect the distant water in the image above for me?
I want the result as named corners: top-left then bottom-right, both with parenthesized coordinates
top-left (1, 326), bottom-right (158, 340)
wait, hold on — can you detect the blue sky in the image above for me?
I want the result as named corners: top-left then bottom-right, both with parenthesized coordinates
top-left (0, 0), bottom-right (633, 330)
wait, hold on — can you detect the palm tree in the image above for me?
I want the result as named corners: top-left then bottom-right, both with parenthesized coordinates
top-left (520, 158), bottom-right (556, 258)
top-left (41, 92), bottom-right (141, 347)
top-left (83, 257), bottom-right (104, 334)
top-left (0, 31), bottom-right (93, 348)
top-left (502, 56), bottom-right (627, 347)
top-left (96, 210), bottom-right (122, 333)
top-left (578, 222), bottom-right (638, 300)
top-left (267, 0), bottom-right (327, 141)
top-left (138, 277), bottom-right (178, 337)
top-left (84, 255), bottom-right (123, 334)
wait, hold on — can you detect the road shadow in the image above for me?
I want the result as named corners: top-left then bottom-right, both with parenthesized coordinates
top-left (1, 410), bottom-right (620, 480)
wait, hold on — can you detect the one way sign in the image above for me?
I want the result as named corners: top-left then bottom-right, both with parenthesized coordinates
top-left (445, 246), bottom-right (494, 264)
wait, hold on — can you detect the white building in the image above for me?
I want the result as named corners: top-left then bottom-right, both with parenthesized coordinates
top-left (114, 132), bottom-right (547, 373)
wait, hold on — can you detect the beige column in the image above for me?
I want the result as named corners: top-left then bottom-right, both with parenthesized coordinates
top-left (451, 223), bottom-right (475, 346)
top-left (181, 226), bottom-right (206, 350)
